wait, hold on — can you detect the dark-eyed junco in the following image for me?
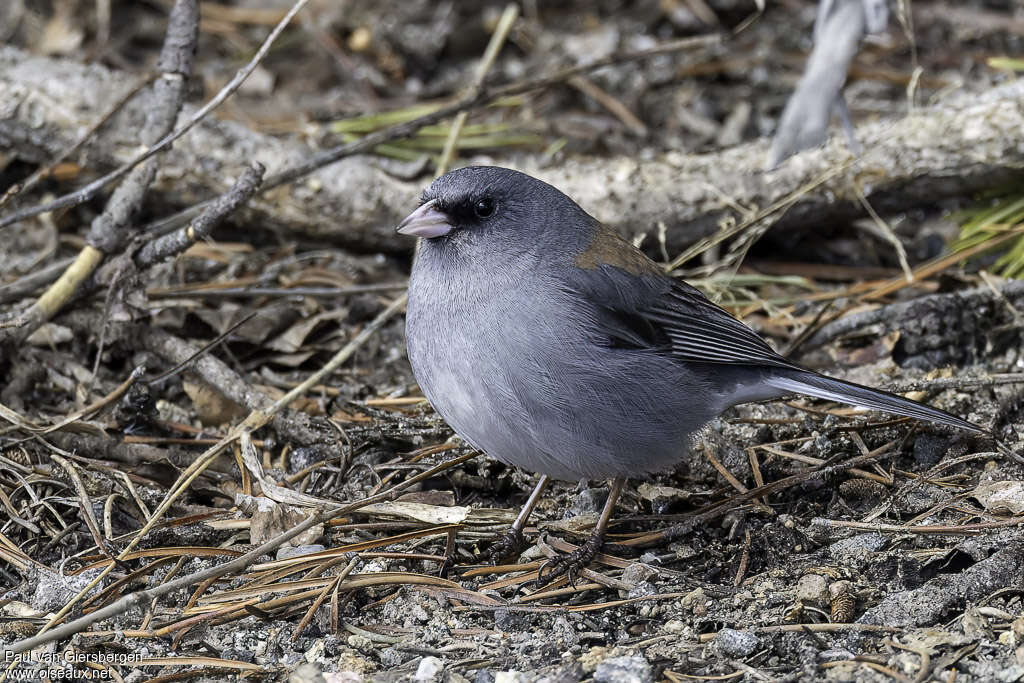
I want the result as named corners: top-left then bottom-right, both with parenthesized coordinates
top-left (398, 166), bottom-right (988, 580)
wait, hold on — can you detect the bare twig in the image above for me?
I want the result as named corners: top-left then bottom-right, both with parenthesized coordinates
top-left (436, 3), bottom-right (519, 176)
top-left (0, 0), bottom-right (307, 231)
top-left (136, 162), bottom-right (266, 266)
top-left (2, 0), bottom-right (199, 343)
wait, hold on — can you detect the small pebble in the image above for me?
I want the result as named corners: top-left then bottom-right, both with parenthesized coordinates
top-left (593, 655), bottom-right (653, 683)
top-left (287, 663), bottom-right (326, 683)
top-left (716, 628), bottom-right (760, 658)
top-left (796, 574), bottom-right (829, 604)
top-left (414, 656), bottom-right (444, 682)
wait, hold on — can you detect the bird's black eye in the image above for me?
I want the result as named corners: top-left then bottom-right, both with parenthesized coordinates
top-left (473, 197), bottom-right (496, 218)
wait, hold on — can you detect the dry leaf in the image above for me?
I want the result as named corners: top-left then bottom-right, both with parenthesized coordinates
top-left (360, 501), bottom-right (471, 524)
top-left (971, 481), bottom-right (1024, 515)
top-left (183, 379), bottom-right (247, 426)
top-left (238, 495), bottom-right (323, 547)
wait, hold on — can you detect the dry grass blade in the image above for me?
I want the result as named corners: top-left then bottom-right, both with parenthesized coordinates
top-left (811, 517), bottom-right (1024, 535)
top-left (436, 3), bottom-right (519, 176)
top-left (290, 554), bottom-right (360, 643)
top-left (134, 656), bottom-right (268, 672)
top-left (49, 455), bottom-right (108, 560)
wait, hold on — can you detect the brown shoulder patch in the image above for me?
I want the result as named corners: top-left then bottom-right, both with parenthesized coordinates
top-left (574, 221), bottom-right (661, 276)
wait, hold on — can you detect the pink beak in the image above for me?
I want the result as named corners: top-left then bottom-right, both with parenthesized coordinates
top-left (396, 200), bottom-right (453, 238)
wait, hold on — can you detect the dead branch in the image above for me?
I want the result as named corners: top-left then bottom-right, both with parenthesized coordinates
top-left (800, 279), bottom-right (1024, 352)
top-left (0, 0), bottom-right (199, 344)
top-left (1, 46), bottom-right (1021, 258)
top-left (856, 536), bottom-right (1024, 628)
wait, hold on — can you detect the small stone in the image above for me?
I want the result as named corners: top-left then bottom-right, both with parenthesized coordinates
top-left (578, 646), bottom-right (610, 673)
top-left (288, 663), bottom-right (326, 683)
top-left (494, 672), bottom-right (528, 683)
top-left (324, 673), bottom-right (363, 683)
top-left (627, 581), bottom-right (657, 598)
top-left (571, 488), bottom-right (608, 516)
top-left (378, 648), bottom-right (407, 668)
top-left (828, 533), bottom-right (886, 562)
top-left (348, 26), bottom-right (372, 52)
top-left (536, 663), bottom-right (584, 683)
top-left (346, 634), bottom-right (371, 650)
top-left (716, 629), bottom-right (760, 658)
top-left (593, 655), bottom-right (653, 683)
top-left (621, 563), bottom-right (658, 585)
top-left (680, 587), bottom-right (706, 611)
top-left (414, 656), bottom-right (444, 682)
top-left (494, 608), bottom-right (528, 632)
top-left (796, 574), bottom-right (829, 605)
top-left (31, 568), bottom-right (105, 613)
top-left (663, 619), bottom-right (687, 634)
top-left (913, 433), bottom-right (949, 465)
top-left (473, 670), bottom-right (496, 683)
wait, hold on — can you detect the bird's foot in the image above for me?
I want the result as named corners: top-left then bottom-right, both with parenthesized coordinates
top-left (531, 533), bottom-right (603, 589)
top-left (482, 526), bottom-right (526, 565)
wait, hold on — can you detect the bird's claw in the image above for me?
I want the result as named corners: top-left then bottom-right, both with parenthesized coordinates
top-left (531, 534), bottom-right (602, 589)
top-left (482, 527), bottom-right (526, 565)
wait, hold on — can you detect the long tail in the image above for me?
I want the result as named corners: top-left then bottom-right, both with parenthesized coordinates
top-left (762, 369), bottom-right (989, 435)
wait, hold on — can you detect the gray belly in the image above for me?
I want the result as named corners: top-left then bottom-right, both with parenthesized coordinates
top-left (405, 283), bottom-right (715, 481)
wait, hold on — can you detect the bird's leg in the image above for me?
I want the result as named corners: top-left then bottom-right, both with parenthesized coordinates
top-left (485, 475), bottom-right (550, 564)
top-left (534, 476), bottom-right (627, 588)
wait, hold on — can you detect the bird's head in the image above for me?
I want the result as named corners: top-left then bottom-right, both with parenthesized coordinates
top-left (396, 166), bottom-right (590, 251)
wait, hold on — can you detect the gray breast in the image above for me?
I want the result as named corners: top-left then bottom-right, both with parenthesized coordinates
top-left (405, 251), bottom-right (711, 481)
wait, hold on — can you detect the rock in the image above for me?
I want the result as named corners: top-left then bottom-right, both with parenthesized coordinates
top-left (621, 563), bottom-right (658, 585)
top-left (324, 673), bottom-right (364, 683)
top-left (663, 619), bottom-right (687, 634)
top-left (537, 663), bottom-right (584, 682)
top-left (31, 567), bottom-right (105, 613)
top-left (494, 608), bottom-right (528, 632)
top-left (571, 488), bottom-right (608, 516)
top-left (913, 433), bottom-right (949, 465)
top-left (593, 655), bottom-right (653, 683)
top-left (288, 663), bottom-right (326, 683)
top-left (796, 574), bottom-right (829, 605)
top-left (414, 656), bottom-right (444, 682)
top-left (494, 672), bottom-right (528, 683)
top-left (636, 483), bottom-right (690, 513)
top-left (827, 533), bottom-right (886, 562)
top-left (716, 629), bottom-right (760, 658)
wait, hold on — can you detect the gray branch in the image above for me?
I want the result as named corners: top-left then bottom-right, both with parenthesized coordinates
top-left (1, 46), bottom-right (1022, 258)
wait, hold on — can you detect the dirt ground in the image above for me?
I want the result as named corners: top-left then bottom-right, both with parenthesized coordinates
top-left (1, 1), bottom-right (1023, 682)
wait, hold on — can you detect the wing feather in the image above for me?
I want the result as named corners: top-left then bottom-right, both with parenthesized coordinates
top-left (566, 243), bottom-right (798, 370)
top-left (643, 282), bottom-right (799, 369)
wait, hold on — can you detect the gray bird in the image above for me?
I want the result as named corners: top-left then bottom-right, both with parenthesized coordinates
top-left (399, 166), bottom-right (988, 581)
